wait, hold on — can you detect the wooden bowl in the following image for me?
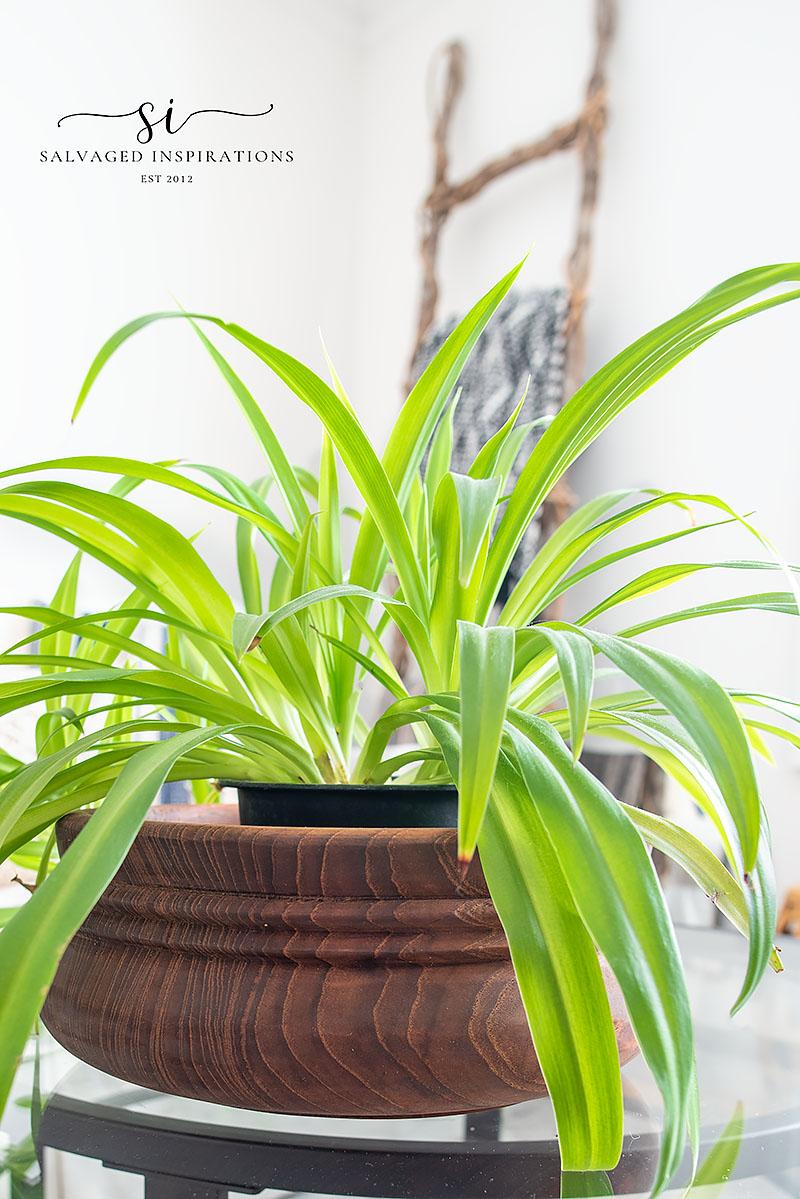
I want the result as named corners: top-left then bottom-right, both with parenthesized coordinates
top-left (43, 805), bottom-right (637, 1117)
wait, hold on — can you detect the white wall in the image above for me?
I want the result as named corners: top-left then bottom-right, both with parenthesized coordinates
top-left (2, 0), bottom-right (799, 891)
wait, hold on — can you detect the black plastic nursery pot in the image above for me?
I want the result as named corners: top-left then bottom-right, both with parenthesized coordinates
top-left (232, 780), bottom-right (459, 829)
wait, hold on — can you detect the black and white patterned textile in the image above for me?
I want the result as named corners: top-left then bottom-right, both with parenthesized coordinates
top-left (414, 286), bottom-right (569, 602)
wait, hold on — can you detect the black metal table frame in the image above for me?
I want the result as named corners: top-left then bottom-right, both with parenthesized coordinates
top-left (37, 1090), bottom-right (800, 1199)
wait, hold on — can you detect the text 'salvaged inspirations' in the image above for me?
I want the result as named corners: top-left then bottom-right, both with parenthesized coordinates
top-left (39, 99), bottom-right (293, 181)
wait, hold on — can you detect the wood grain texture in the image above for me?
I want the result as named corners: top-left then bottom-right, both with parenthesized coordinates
top-left (43, 805), bottom-right (637, 1117)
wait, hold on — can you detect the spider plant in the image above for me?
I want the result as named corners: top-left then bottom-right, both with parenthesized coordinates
top-left (0, 261), bottom-right (799, 1195)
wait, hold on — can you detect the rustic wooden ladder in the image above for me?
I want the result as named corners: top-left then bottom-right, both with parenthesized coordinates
top-left (405, 0), bottom-right (616, 541)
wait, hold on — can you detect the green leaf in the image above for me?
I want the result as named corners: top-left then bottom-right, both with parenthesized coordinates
top-left (0, 721), bottom-right (155, 850)
top-left (482, 265), bottom-right (800, 616)
top-left (621, 591), bottom-right (799, 639)
top-left (621, 803), bottom-right (782, 975)
top-left (560, 1171), bottom-right (613, 1198)
top-left (249, 616), bottom-right (342, 771)
top-left (468, 388), bottom-right (527, 479)
top-left (424, 393), bottom-right (457, 505)
top-left (233, 585), bottom-right (391, 655)
top-left (236, 512), bottom-right (263, 614)
top-left (456, 622), bottom-right (514, 860)
top-left (0, 457), bottom-right (299, 563)
top-left (579, 629), bottom-right (761, 875)
top-left (0, 725), bottom-right (237, 1115)
top-left (268, 553), bottom-right (292, 612)
top-left (186, 319), bottom-right (309, 533)
top-left (2, 605), bottom-right (228, 664)
top-left (318, 435), bottom-right (342, 584)
top-left (38, 554), bottom-right (82, 751)
top-left (506, 713), bottom-right (696, 1194)
top-left (586, 707), bottom-right (777, 1010)
top-left (376, 259), bottom-right (524, 525)
top-left (319, 334), bottom-right (357, 416)
top-left (525, 625), bottom-right (594, 759)
top-left (312, 628), bottom-right (408, 702)
top-left (366, 748), bottom-right (443, 784)
top-left (500, 489), bottom-right (637, 626)
top-left (41, 554), bottom-right (80, 668)
top-left (352, 694), bottom-right (447, 785)
top-left (0, 747), bottom-right (22, 783)
top-left (0, 481), bottom-right (233, 636)
top-left (35, 708), bottom-right (82, 756)
top-left (449, 474), bottom-right (502, 586)
top-left (428, 475), bottom-right (465, 676)
top-left (480, 769), bottom-right (624, 1171)
top-left (581, 559), bottom-right (797, 627)
top-left (288, 514), bottom-right (317, 638)
top-left (685, 1103), bottom-right (743, 1196)
top-left (421, 712), bottom-right (624, 1173)
top-left (491, 420), bottom-right (540, 489)
top-left (72, 311), bottom-right (213, 419)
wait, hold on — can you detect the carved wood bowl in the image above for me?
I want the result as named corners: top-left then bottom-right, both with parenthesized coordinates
top-left (43, 804), bottom-right (637, 1117)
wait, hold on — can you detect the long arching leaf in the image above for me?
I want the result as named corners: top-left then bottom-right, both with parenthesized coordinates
top-left (456, 622), bottom-right (514, 860)
top-left (481, 266), bottom-right (800, 616)
top-left (506, 713), bottom-right (696, 1194)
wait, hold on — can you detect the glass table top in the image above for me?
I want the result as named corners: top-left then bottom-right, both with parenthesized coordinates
top-left (37, 926), bottom-right (800, 1197)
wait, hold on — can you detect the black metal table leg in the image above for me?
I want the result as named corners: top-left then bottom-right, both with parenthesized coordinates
top-left (144, 1175), bottom-right (227, 1199)
top-left (464, 1109), bottom-right (502, 1141)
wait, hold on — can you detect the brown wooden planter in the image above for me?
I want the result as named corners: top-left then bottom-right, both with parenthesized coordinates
top-left (43, 804), bottom-right (637, 1117)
